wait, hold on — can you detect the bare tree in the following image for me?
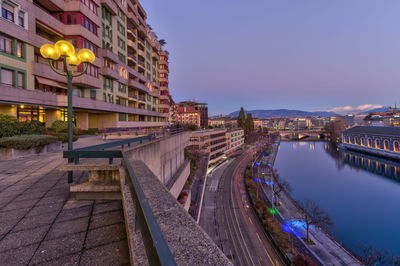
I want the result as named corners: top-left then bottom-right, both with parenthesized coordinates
top-left (271, 172), bottom-right (292, 206)
top-left (298, 200), bottom-right (333, 243)
top-left (358, 244), bottom-right (389, 266)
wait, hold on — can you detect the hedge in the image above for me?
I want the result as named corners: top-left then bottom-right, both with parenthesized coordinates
top-left (0, 115), bottom-right (45, 138)
top-left (0, 135), bottom-right (58, 150)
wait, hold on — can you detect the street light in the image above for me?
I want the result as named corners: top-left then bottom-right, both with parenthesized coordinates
top-left (40, 40), bottom-right (95, 183)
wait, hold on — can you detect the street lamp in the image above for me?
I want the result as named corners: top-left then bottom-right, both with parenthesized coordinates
top-left (40, 40), bottom-right (95, 183)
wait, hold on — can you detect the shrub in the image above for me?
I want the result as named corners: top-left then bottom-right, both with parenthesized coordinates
top-left (0, 135), bottom-right (58, 150)
top-left (0, 114), bottom-right (18, 123)
top-left (0, 119), bottom-right (45, 138)
top-left (51, 120), bottom-right (72, 133)
top-left (56, 133), bottom-right (79, 143)
top-left (84, 128), bottom-right (98, 135)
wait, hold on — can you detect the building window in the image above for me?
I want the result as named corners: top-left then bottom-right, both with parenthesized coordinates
top-left (117, 37), bottom-right (125, 50)
top-left (118, 52), bottom-right (126, 63)
top-left (0, 68), bottom-right (13, 85)
top-left (118, 113), bottom-right (127, 121)
top-left (117, 22), bottom-right (125, 34)
top-left (0, 34), bottom-right (12, 54)
top-left (118, 83), bottom-right (126, 93)
top-left (17, 72), bottom-right (24, 88)
top-left (1, 3), bottom-right (14, 22)
top-left (103, 77), bottom-right (113, 90)
top-left (18, 11), bottom-right (24, 27)
top-left (90, 89), bottom-right (96, 100)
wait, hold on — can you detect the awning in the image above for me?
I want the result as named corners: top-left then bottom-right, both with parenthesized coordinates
top-left (36, 76), bottom-right (67, 90)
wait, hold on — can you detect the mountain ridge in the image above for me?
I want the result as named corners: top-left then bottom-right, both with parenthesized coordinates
top-left (226, 109), bottom-right (339, 118)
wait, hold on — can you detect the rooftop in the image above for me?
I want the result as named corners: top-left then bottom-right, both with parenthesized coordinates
top-left (343, 126), bottom-right (400, 137)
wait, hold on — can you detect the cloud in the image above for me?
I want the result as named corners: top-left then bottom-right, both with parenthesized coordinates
top-left (327, 104), bottom-right (383, 114)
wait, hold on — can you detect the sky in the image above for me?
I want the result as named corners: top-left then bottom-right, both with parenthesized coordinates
top-left (141, 1), bottom-right (400, 115)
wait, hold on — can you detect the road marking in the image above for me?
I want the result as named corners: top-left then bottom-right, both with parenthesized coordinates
top-left (248, 217), bottom-right (253, 225)
top-left (256, 232), bottom-right (262, 242)
top-left (225, 230), bottom-right (228, 239)
top-left (229, 249), bottom-right (234, 262)
top-left (263, 247), bottom-right (276, 266)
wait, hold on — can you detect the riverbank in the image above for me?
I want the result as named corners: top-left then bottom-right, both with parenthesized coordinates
top-left (255, 138), bottom-right (362, 265)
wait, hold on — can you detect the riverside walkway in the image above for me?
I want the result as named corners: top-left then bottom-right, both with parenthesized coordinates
top-left (0, 136), bottom-right (130, 265)
top-left (255, 138), bottom-right (362, 265)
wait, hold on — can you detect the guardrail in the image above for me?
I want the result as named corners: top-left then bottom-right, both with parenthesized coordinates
top-left (63, 134), bottom-right (155, 166)
top-left (122, 153), bottom-right (177, 266)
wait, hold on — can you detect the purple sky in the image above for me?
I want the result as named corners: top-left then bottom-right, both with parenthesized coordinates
top-left (141, 1), bottom-right (400, 115)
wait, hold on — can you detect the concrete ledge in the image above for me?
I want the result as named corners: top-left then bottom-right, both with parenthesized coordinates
top-left (122, 159), bottom-right (231, 265)
top-left (0, 141), bottom-right (62, 160)
top-left (70, 180), bottom-right (121, 200)
top-left (59, 164), bottom-right (120, 171)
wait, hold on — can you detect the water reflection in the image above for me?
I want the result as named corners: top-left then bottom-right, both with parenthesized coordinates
top-left (323, 142), bottom-right (400, 182)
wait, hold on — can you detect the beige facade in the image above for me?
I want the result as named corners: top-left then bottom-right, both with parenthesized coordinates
top-left (0, 0), bottom-right (172, 130)
top-left (225, 129), bottom-right (244, 154)
top-left (189, 129), bottom-right (227, 164)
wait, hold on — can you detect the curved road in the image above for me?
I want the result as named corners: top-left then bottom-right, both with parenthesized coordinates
top-left (202, 151), bottom-right (287, 265)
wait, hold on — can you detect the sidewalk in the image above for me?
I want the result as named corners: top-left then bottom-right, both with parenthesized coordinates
top-left (0, 136), bottom-right (130, 265)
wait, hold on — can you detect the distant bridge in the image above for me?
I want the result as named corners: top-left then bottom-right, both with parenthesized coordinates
top-left (270, 129), bottom-right (329, 140)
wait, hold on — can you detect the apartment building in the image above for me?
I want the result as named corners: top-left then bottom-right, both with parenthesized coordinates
top-left (175, 106), bottom-right (201, 127)
top-left (0, 0), bottom-right (172, 130)
top-left (208, 116), bottom-right (238, 128)
top-left (189, 128), bottom-right (227, 164)
top-left (177, 101), bottom-right (208, 128)
top-left (225, 129), bottom-right (244, 154)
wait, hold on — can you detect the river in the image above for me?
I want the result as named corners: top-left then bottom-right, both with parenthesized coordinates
top-left (274, 141), bottom-right (400, 256)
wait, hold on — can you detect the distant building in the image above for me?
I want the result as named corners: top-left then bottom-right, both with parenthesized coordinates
top-left (225, 129), bottom-right (244, 154)
top-left (208, 116), bottom-right (238, 128)
top-left (189, 129), bottom-right (227, 164)
top-left (342, 126), bottom-right (400, 160)
top-left (176, 106), bottom-right (201, 127)
top-left (177, 101), bottom-right (208, 128)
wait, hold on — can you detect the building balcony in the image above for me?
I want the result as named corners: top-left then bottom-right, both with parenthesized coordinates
top-left (128, 94), bottom-right (138, 99)
top-left (100, 49), bottom-right (119, 63)
top-left (128, 55), bottom-right (137, 63)
top-left (63, 1), bottom-right (101, 25)
top-left (128, 79), bottom-right (149, 94)
top-left (127, 40), bottom-right (137, 50)
top-left (127, 12), bottom-right (140, 27)
top-left (100, 67), bottom-right (119, 80)
top-left (127, 29), bottom-right (137, 38)
top-left (63, 25), bottom-right (101, 47)
top-left (151, 51), bottom-right (159, 59)
top-left (100, 0), bottom-right (118, 15)
top-left (137, 50), bottom-right (145, 59)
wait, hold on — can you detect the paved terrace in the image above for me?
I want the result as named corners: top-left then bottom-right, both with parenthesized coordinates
top-left (0, 134), bottom-right (231, 265)
top-left (0, 136), bottom-right (130, 265)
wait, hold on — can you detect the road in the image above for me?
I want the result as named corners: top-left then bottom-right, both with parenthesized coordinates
top-left (200, 151), bottom-right (287, 266)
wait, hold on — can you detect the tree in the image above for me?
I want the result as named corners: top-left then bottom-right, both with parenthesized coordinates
top-left (245, 113), bottom-right (255, 135)
top-left (358, 244), bottom-right (389, 266)
top-left (237, 107), bottom-right (246, 129)
top-left (298, 200), bottom-right (333, 243)
top-left (271, 172), bottom-right (292, 206)
top-left (324, 117), bottom-right (346, 143)
top-left (159, 39), bottom-right (167, 47)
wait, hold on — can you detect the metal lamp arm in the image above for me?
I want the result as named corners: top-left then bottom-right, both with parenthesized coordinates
top-left (72, 63), bottom-right (89, 78)
top-left (48, 59), bottom-right (67, 76)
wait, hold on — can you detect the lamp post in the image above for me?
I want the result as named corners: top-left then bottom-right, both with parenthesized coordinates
top-left (40, 40), bottom-right (95, 183)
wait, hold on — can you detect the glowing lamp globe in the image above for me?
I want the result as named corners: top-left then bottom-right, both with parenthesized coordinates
top-left (77, 48), bottom-right (95, 63)
top-left (40, 44), bottom-right (60, 60)
top-left (66, 54), bottom-right (81, 66)
top-left (55, 40), bottom-right (75, 56)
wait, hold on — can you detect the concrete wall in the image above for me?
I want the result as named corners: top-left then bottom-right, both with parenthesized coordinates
top-left (123, 132), bottom-right (190, 186)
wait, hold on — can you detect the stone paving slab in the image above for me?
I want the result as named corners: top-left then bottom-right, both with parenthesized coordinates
top-left (0, 139), bottom-right (131, 266)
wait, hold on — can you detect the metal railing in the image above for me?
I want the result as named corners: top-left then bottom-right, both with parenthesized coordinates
top-left (122, 153), bottom-right (177, 266)
top-left (63, 134), bottom-right (155, 166)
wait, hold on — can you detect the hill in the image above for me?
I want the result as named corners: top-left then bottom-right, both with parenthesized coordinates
top-left (227, 109), bottom-right (338, 118)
